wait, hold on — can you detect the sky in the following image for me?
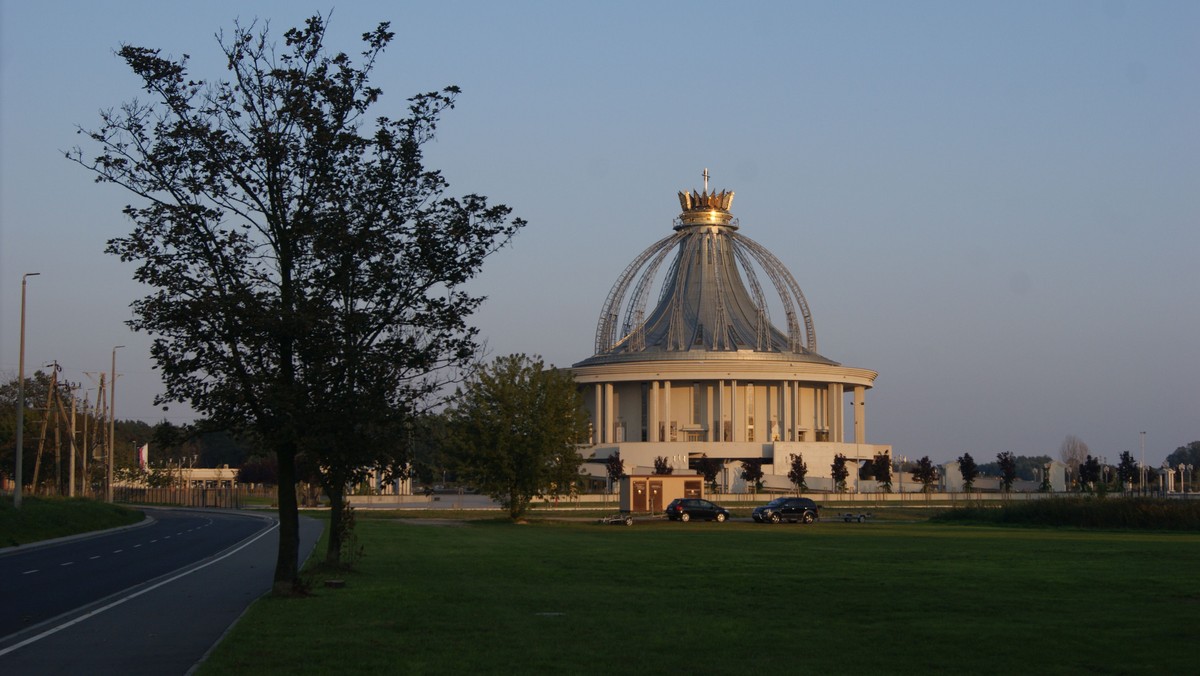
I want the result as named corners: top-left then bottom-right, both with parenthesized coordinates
top-left (1, 1), bottom-right (1197, 466)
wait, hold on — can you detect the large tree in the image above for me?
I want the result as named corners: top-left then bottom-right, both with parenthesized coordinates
top-left (787, 453), bottom-right (808, 493)
top-left (70, 16), bottom-right (523, 590)
top-left (831, 454), bottom-right (849, 493)
top-left (605, 451), bottom-right (625, 489)
top-left (1059, 435), bottom-right (1090, 470)
top-left (911, 456), bottom-right (939, 493)
top-left (1078, 455), bottom-right (1102, 490)
top-left (1117, 450), bottom-right (1139, 489)
top-left (997, 451), bottom-right (1018, 493)
top-left (871, 452), bottom-right (893, 493)
top-left (957, 452), bottom-right (978, 492)
top-left (653, 456), bottom-right (674, 475)
top-left (1166, 441), bottom-right (1200, 468)
top-left (448, 355), bottom-right (589, 521)
top-left (694, 454), bottom-right (724, 492)
top-left (739, 459), bottom-right (764, 491)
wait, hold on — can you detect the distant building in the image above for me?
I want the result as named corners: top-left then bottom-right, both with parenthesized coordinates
top-left (573, 173), bottom-right (890, 492)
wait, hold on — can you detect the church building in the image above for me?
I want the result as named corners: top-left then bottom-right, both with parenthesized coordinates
top-left (572, 172), bottom-right (890, 492)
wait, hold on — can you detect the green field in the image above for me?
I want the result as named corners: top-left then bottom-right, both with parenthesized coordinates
top-left (201, 513), bottom-right (1198, 674)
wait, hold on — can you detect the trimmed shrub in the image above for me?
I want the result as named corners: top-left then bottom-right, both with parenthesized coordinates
top-left (932, 497), bottom-right (1200, 531)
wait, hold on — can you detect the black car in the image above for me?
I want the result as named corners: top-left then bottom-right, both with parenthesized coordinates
top-left (752, 497), bottom-right (820, 524)
top-left (665, 498), bottom-right (731, 523)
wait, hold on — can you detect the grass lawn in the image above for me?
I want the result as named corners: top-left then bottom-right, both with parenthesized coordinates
top-left (201, 514), bottom-right (1198, 675)
top-left (0, 496), bottom-right (144, 547)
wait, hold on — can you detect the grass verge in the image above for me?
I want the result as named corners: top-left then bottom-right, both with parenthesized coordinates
top-left (0, 496), bottom-right (144, 547)
top-left (201, 515), bottom-right (1198, 674)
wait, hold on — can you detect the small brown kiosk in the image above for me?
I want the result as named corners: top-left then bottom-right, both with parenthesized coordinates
top-left (619, 474), bottom-right (705, 514)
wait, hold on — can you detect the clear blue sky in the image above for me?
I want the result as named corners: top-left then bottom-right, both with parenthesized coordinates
top-left (2, 1), bottom-right (1197, 465)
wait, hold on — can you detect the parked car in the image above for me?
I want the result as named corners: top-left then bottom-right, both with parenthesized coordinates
top-left (665, 498), bottom-right (731, 523)
top-left (752, 497), bottom-right (820, 524)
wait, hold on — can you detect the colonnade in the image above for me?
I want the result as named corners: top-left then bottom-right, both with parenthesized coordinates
top-left (588, 378), bottom-right (868, 447)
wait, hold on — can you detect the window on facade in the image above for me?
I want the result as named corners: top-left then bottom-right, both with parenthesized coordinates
top-left (640, 383), bottom-right (648, 442)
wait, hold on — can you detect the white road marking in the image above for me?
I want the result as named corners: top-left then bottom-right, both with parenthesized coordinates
top-left (0, 520), bottom-right (279, 658)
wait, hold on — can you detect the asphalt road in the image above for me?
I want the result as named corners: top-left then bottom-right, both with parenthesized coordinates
top-left (0, 508), bottom-right (323, 675)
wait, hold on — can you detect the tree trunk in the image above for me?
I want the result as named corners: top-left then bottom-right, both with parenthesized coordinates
top-left (273, 439), bottom-right (301, 595)
top-left (326, 483), bottom-right (346, 566)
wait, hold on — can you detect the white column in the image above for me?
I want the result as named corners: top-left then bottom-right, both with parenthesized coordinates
top-left (704, 383), bottom-right (714, 443)
top-left (783, 381), bottom-right (792, 442)
top-left (604, 383), bottom-right (614, 444)
top-left (829, 383), bottom-right (843, 442)
top-left (664, 380), bottom-right (672, 442)
top-left (716, 380), bottom-right (725, 442)
top-left (853, 386), bottom-right (866, 444)
top-left (593, 383), bottom-right (602, 444)
top-left (724, 381), bottom-right (734, 444)
top-left (650, 381), bottom-right (660, 444)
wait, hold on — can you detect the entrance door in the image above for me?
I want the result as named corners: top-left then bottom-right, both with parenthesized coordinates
top-left (632, 481), bottom-right (647, 512)
top-left (649, 481), bottom-right (663, 513)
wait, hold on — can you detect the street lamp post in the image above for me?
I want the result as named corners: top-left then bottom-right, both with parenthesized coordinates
top-left (107, 345), bottom-right (125, 503)
top-left (14, 272), bottom-right (41, 508)
top-left (1140, 431), bottom-right (1146, 496)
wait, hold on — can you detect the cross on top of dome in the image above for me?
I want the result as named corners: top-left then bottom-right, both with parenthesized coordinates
top-left (677, 168), bottom-right (736, 227)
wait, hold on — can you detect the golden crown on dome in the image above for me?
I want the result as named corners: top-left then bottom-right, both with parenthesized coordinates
top-left (676, 168), bottom-right (736, 227)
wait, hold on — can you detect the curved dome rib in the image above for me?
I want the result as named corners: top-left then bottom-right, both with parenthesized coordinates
top-left (732, 233), bottom-right (818, 354)
top-left (594, 231), bottom-right (684, 354)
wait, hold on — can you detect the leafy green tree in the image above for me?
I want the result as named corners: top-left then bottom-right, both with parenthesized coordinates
top-left (1079, 455), bottom-right (1102, 490)
top-left (997, 452), bottom-right (1018, 492)
top-left (1, 371), bottom-right (56, 487)
top-left (1038, 462), bottom-right (1053, 492)
top-left (912, 456), bottom-right (939, 493)
top-left (1165, 441), bottom-right (1200, 468)
top-left (872, 452), bottom-right (893, 492)
top-left (448, 355), bottom-right (589, 521)
top-left (740, 459), bottom-right (764, 492)
top-left (408, 411), bottom-right (455, 487)
top-left (238, 455), bottom-right (279, 485)
top-left (976, 454), bottom-right (1051, 481)
top-left (653, 456), bottom-right (673, 475)
top-left (1117, 450), bottom-right (1138, 488)
top-left (831, 454), bottom-right (849, 493)
top-left (958, 452), bottom-right (978, 492)
top-left (787, 453), bottom-right (808, 493)
top-left (605, 451), bottom-right (625, 489)
top-left (71, 15), bottom-right (522, 588)
top-left (694, 454), bottom-right (724, 492)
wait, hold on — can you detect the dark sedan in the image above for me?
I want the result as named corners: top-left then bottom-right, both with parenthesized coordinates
top-left (665, 498), bottom-right (731, 522)
top-left (752, 497), bottom-right (820, 524)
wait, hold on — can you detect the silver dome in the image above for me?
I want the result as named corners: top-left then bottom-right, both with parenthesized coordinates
top-left (576, 177), bottom-right (835, 368)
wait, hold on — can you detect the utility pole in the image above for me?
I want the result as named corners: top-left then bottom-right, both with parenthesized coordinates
top-left (108, 345), bottom-right (124, 503)
top-left (69, 384), bottom-right (78, 497)
top-left (31, 364), bottom-right (57, 492)
top-left (14, 271), bottom-right (40, 508)
top-left (54, 380), bottom-right (80, 497)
